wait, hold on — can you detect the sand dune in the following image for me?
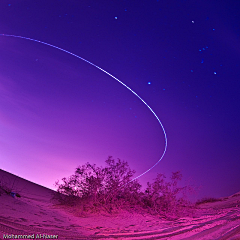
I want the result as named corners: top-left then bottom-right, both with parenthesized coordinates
top-left (0, 169), bottom-right (240, 239)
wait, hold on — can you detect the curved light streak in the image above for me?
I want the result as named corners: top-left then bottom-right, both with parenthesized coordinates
top-left (0, 34), bottom-right (167, 182)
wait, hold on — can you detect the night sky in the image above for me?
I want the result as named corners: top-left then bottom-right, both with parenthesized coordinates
top-left (0, 1), bottom-right (239, 201)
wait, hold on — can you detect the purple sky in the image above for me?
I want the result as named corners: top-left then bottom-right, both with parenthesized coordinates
top-left (0, 1), bottom-right (240, 201)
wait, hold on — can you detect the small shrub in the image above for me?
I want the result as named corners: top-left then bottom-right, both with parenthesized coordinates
top-left (54, 156), bottom-right (193, 218)
top-left (0, 177), bottom-right (22, 198)
top-left (196, 197), bottom-right (221, 205)
top-left (141, 171), bottom-right (192, 218)
top-left (232, 193), bottom-right (240, 198)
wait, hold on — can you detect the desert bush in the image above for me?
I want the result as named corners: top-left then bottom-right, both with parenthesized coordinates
top-left (55, 156), bottom-right (141, 212)
top-left (0, 176), bottom-right (21, 198)
top-left (196, 197), bottom-right (221, 205)
top-left (231, 193), bottom-right (240, 198)
top-left (54, 157), bottom-right (192, 217)
top-left (141, 171), bottom-right (191, 218)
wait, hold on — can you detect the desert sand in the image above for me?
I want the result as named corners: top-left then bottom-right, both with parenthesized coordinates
top-left (0, 169), bottom-right (240, 239)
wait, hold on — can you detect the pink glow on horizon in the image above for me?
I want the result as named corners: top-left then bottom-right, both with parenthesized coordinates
top-left (0, 36), bottom-right (165, 190)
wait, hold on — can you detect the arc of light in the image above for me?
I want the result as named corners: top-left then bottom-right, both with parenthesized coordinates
top-left (0, 34), bottom-right (167, 182)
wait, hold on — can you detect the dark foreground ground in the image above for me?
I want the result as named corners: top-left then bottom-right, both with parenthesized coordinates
top-left (0, 169), bottom-right (240, 239)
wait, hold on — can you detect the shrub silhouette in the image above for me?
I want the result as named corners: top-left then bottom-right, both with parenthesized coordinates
top-left (142, 171), bottom-right (192, 217)
top-left (196, 197), bottom-right (221, 205)
top-left (55, 156), bottom-right (192, 217)
top-left (0, 175), bottom-right (22, 198)
top-left (55, 157), bottom-right (140, 209)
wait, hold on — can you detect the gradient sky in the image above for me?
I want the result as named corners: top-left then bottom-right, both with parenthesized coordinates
top-left (0, 0), bottom-right (239, 201)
